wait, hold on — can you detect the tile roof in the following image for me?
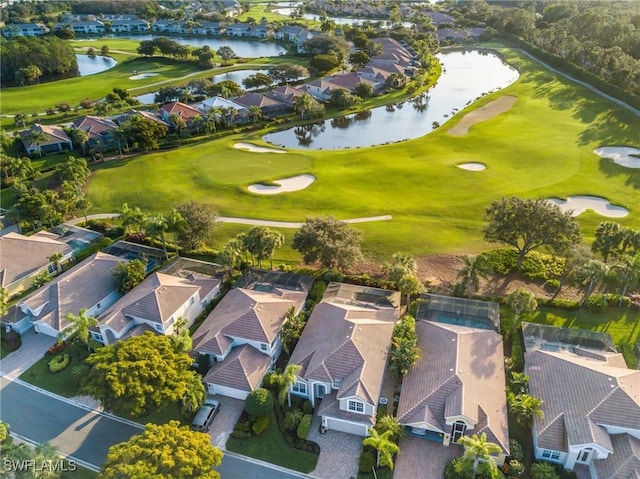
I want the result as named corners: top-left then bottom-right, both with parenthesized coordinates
top-left (0, 232), bottom-right (72, 288)
top-left (159, 101), bottom-right (203, 120)
top-left (289, 284), bottom-right (399, 407)
top-left (18, 253), bottom-right (126, 333)
top-left (192, 287), bottom-right (306, 356)
top-left (204, 344), bottom-right (271, 392)
top-left (525, 349), bottom-right (640, 452)
top-left (233, 92), bottom-right (287, 109)
top-left (593, 433), bottom-right (640, 479)
top-left (20, 124), bottom-right (72, 148)
top-left (72, 115), bottom-right (118, 140)
top-left (264, 85), bottom-right (306, 106)
top-left (326, 73), bottom-right (377, 91)
top-left (316, 392), bottom-right (376, 426)
top-left (396, 321), bottom-right (509, 453)
top-left (98, 272), bottom-right (219, 333)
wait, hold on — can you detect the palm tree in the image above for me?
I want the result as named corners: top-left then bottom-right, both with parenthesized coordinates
top-left (64, 308), bottom-right (98, 345)
top-left (168, 208), bottom-right (186, 255)
top-left (384, 252), bottom-right (420, 305)
top-left (506, 289), bottom-right (537, 337)
top-left (278, 306), bottom-right (305, 355)
top-left (530, 461), bottom-right (559, 479)
top-left (457, 432), bottom-right (502, 479)
top-left (181, 373), bottom-right (205, 415)
top-left (508, 392), bottom-right (544, 428)
top-left (72, 128), bottom-right (90, 155)
top-left (610, 253), bottom-right (640, 305)
top-left (192, 114), bottom-right (204, 135)
top-left (169, 113), bottom-right (187, 136)
top-left (457, 255), bottom-right (492, 297)
top-left (363, 428), bottom-right (400, 470)
top-left (577, 259), bottom-right (608, 305)
top-left (146, 213), bottom-right (170, 259)
top-left (375, 415), bottom-right (404, 442)
top-left (509, 371), bottom-right (530, 395)
top-left (272, 363), bottom-right (302, 407)
top-left (294, 93), bottom-right (315, 121)
top-left (28, 127), bottom-right (49, 158)
top-left (265, 229), bottom-right (285, 269)
top-left (248, 105), bottom-right (263, 124)
top-left (76, 197), bottom-right (92, 225)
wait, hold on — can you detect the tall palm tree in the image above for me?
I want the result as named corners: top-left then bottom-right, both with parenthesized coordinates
top-left (146, 213), bottom-right (170, 259)
top-left (508, 392), bottom-right (544, 428)
top-left (294, 93), bottom-right (315, 121)
top-left (64, 308), bottom-right (98, 345)
top-left (73, 128), bottom-right (90, 155)
top-left (28, 127), bottom-right (49, 158)
top-left (577, 259), bottom-right (608, 305)
top-left (375, 415), bottom-right (404, 442)
top-left (363, 429), bottom-right (400, 470)
top-left (248, 105), bottom-right (263, 124)
top-left (457, 255), bottom-right (492, 298)
top-left (506, 289), bottom-right (537, 337)
top-left (181, 373), bottom-right (205, 415)
top-left (168, 208), bottom-right (186, 255)
top-left (278, 306), bottom-right (305, 355)
top-left (457, 432), bottom-right (502, 479)
top-left (610, 253), bottom-right (640, 305)
top-left (272, 363), bottom-right (302, 407)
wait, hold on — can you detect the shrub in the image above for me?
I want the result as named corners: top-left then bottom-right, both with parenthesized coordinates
top-left (544, 279), bottom-right (560, 291)
top-left (359, 449), bottom-right (376, 473)
top-left (509, 439), bottom-right (523, 462)
top-left (230, 430), bottom-right (250, 439)
top-left (540, 298), bottom-right (581, 310)
top-left (297, 414), bottom-right (312, 439)
top-left (302, 400), bottom-right (313, 415)
top-left (48, 354), bottom-right (70, 373)
top-left (245, 388), bottom-right (273, 417)
top-left (252, 415), bottom-right (270, 435)
top-left (48, 342), bottom-right (66, 355)
top-left (262, 371), bottom-right (278, 390)
top-left (586, 295), bottom-right (607, 313)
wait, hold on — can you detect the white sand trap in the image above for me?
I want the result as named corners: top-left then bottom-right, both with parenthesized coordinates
top-left (547, 196), bottom-right (628, 218)
top-left (129, 73), bottom-right (160, 80)
top-left (594, 146), bottom-right (640, 168)
top-left (457, 162), bottom-right (486, 171)
top-left (248, 174), bottom-right (315, 195)
top-left (234, 142), bottom-right (286, 154)
top-left (448, 95), bottom-right (517, 136)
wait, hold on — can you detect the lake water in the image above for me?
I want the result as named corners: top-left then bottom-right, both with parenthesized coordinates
top-left (263, 49), bottom-right (519, 150)
top-left (271, 8), bottom-right (414, 28)
top-left (76, 54), bottom-right (118, 76)
top-left (111, 34), bottom-right (286, 58)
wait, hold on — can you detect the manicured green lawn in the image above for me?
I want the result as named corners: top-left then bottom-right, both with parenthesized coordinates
top-left (20, 342), bottom-right (86, 397)
top-left (79, 47), bottom-right (639, 260)
top-left (226, 411), bottom-right (319, 473)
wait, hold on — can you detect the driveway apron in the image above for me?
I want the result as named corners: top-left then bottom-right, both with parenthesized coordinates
top-left (1, 329), bottom-right (55, 378)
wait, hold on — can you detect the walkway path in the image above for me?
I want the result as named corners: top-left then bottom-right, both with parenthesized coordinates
top-left (66, 213), bottom-right (393, 228)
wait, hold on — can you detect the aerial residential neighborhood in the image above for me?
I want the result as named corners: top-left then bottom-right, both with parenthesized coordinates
top-left (0, 1), bottom-right (638, 479)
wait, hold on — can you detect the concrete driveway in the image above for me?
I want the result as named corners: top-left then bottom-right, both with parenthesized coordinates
top-left (394, 436), bottom-right (462, 479)
top-left (308, 415), bottom-right (362, 479)
top-left (0, 329), bottom-right (55, 378)
top-left (209, 396), bottom-right (244, 448)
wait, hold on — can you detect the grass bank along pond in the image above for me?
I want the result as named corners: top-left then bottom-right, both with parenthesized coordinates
top-left (264, 49), bottom-right (519, 149)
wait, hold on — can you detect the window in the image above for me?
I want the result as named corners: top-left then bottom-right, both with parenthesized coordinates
top-left (542, 450), bottom-right (551, 459)
top-left (348, 400), bottom-right (364, 413)
top-left (452, 421), bottom-right (467, 442)
top-left (333, 379), bottom-right (342, 389)
top-left (260, 343), bottom-right (268, 351)
top-left (292, 382), bottom-right (307, 395)
top-left (551, 451), bottom-right (561, 460)
top-left (190, 296), bottom-right (195, 305)
top-left (541, 450), bottom-right (560, 460)
top-left (154, 324), bottom-right (162, 332)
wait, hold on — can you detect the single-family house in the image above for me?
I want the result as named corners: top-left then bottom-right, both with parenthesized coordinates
top-left (114, 109), bottom-right (170, 128)
top-left (427, 12), bottom-right (456, 26)
top-left (194, 96), bottom-right (249, 124)
top-left (4, 253), bottom-right (126, 338)
top-left (523, 323), bottom-right (640, 478)
top-left (72, 115), bottom-right (119, 150)
top-left (55, 21), bottom-right (105, 34)
top-left (0, 232), bottom-right (73, 300)
top-left (226, 22), bottom-right (251, 37)
top-left (214, 0), bottom-right (242, 17)
top-left (158, 101), bottom-right (204, 128)
top-left (92, 261), bottom-right (221, 345)
top-left (2, 23), bottom-right (49, 38)
top-left (109, 17), bottom-right (150, 33)
top-left (263, 85), bottom-right (306, 107)
top-left (326, 73), bottom-right (380, 93)
top-left (300, 79), bottom-right (334, 101)
top-left (193, 21), bottom-right (226, 35)
top-left (232, 92), bottom-right (290, 118)
top-left (192, 270), bottom-right (310, 400)
top-left (274, 25), bottom-right (304, 42)
top-left (251, 21), bottom-right (271, 38)
top-left (20, 124), bottom-right (73, 157)
top-left (152, 20), bottom-right (174, 32)
top-left (288, 283), bottom-right (401, 436)
top-left (396, 295), bottom-right (509, 463)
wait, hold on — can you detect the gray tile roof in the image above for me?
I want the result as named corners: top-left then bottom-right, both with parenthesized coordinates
top-left (192, 287), bottom-right (306, 356)
top-left (316, 392), bottom-right (376, 426)
top-left (19, 253), bottom-right (125, 333)
top-left (396, 321), bottom-right (509, 453)
top-left (593, 433), bottom-right (640, 479)
top-left (0, 232), bottom-right (72, 288)
top-left (289, 284), bottom-right (399, 408)
top-left (204, 344), bottom-right (271, 392)
top-left (525, 349), bottom-right (640, 452)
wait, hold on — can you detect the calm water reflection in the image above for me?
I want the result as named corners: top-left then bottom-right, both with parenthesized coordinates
top-left (263, 49), bottom-right (519, 150)
top-left (76, 54), bottom-right (117, 76)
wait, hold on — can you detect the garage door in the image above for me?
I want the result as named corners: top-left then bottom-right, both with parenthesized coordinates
top-left (206, 383), bottom-right (249, 400)
top-left (325, 417), bottom-right (368, 436)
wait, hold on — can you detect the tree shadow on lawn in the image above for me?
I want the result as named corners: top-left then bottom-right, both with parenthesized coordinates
top-left (597, 157), bottom-right (640, 189)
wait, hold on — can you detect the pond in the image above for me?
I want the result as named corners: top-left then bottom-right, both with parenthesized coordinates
top-left (76, 54), bottom-right (118, 76)
top-left (271, 8), bottom-right (414, 28)
top-left (134, 68), bottom-right (272, 104)
top-left (263, 49), bottom-right (519, 150)
top-left (110, 34), bottom-right (286, 58)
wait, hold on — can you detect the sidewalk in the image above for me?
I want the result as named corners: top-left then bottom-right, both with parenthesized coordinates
top-left (0, 329), bottom-right (55, 378)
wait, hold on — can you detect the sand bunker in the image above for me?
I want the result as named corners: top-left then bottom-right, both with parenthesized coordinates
top-left (456, 162), bottom-right (486, 171)
top-left (234, 142), bottom-right (286, 154)
top-left (448, 95), bottom-right (517, 136)
top-left (594, 146), bottom-right (640, 168)
top-left (248, 174), bottom-right (315, 195)
top-left (129, 73), bottom-right (160, 80)
top-left (547, 196), bottom-right (628, 218)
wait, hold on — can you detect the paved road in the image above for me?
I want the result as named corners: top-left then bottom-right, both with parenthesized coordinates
top-left (0, 376), bottom-right (311, 478)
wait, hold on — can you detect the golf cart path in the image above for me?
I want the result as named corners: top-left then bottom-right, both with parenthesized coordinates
top-left (67, 213), bottom-right (392, 228)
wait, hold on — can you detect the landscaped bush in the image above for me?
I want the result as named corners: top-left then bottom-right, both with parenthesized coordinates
top-left (358, 448), bottom-right (376, 473)
top-left (231, 430), bottom-right (251, 439)
top-left (479, 249), bottom-right (564, 281)
top-left (544, 279), bottom-right (560, 292)
top-left (297, 414), bottom-right (312, 439)
top-left (48, 354), bottom-right (70, 373)
top-left (302, 401), bottom-right (313, 415)
top-left (508, 439), bottom-right (524, 462)
top-left (245, 388), bottom-right (273, 417)
top-left (252, 415), bottom-right (270, 435)
top-left (539, 299), bottom-right (580, 311)
top-left (1, 330), bottom-right (21, 353)
top-left (586, 295), bottom-right (607, 313)
top-left (48, 342), bottom-right (66, 355)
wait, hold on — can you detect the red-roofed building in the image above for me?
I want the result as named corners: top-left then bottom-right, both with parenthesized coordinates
top-left (20, 124), bottom-right (73, 157)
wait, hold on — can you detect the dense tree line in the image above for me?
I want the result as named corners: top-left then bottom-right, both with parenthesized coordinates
top-left (456, 1), bottom-right (640, 98)
top-left (71, 0), bottom-right (160, 17)
top-left (1, 36), bottom-right (78, 86)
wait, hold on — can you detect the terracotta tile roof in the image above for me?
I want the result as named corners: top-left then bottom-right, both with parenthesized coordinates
top-left (233, 92), bottom-right (287, 109)
top-left (593, 434), bottom-right (640, 479)
top-left (0, 232), bottom-right (72, 288)
top-left (159, 101), bottom-right (203, 120)
top-left (204, 344), bottom-right (271, 392)
top-left (326, 73), bottom-right (377, 91)
top-left (396, 321), bottom-right (509, 453)
top-left (20, 123), bottom-right (72, 148)
top-left (72, 115), bottom-right (118, 140)
top-left (19, 253), bottom-right (126, 333)
top-left (525, 349), bottom-right (640, 452)
top-left (316, 392), bottom-right (376, 426)
top-left (264, 85), bottom-right (306, 106)
top-left (289, 283), bottom-right (399, 408)
top-left (192, 287), bottom-right (306, 356)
